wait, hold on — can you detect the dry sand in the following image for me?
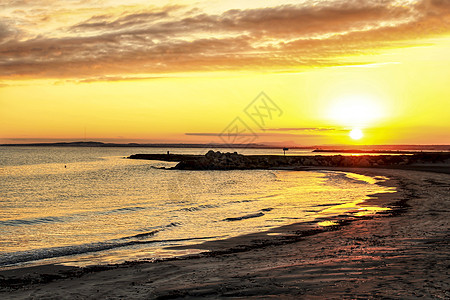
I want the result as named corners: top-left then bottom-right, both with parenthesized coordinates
top-left (1, 168), bottom-right (449, 299)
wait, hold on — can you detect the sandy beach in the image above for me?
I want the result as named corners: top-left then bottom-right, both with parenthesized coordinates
top-left (1, 167), bottom-right (449, 299)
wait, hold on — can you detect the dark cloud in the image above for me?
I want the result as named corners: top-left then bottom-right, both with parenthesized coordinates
top-left (0, 22), bottom-right (10, 43)
top-left (69, 7), bottom-right (180, 32)
top-left (215, 2), bottom-right (412, 37)
top-left (66, 2), bottom-right (414, 39)
top-left (0, 35), bottom-right (255, 78)
top-left (185, 132), bottom-right (334, 138)
top-left (0, 21), bottom-right (21, 44)
top-left (1, 0), bottom-right (449, 79)
top-left (73, 75), bottom-right (167, 83)
top-left (266, 127), bottom-right (345, 132)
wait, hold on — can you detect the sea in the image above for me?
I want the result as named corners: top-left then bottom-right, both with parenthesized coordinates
top-left (0, 146), bottom-right (394, 270)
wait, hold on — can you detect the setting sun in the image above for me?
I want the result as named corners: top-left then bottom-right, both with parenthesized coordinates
top-left (349, 128), bottom-right (364, 140)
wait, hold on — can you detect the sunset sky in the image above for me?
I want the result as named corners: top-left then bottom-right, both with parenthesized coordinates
top-left (1, 0), bottom-right (449, 145)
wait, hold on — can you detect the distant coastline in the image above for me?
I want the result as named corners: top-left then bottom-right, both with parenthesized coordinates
top-left (1, 141), bottom-right (449, 151)
top-left (0, 141), bottom-right (278, 149)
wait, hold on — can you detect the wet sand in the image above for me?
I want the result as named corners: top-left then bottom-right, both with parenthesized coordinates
top-left (1, 167), bottom-right (449, 299)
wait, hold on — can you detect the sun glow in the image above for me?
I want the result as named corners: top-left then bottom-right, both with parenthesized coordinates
top-left (328, 95), bottom-right (383, 127)
top-left (349, 128), bottom-right (364, 140)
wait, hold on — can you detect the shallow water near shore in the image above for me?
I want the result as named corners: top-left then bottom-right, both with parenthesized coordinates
top-left (0, 147), bottom-right (394, 269)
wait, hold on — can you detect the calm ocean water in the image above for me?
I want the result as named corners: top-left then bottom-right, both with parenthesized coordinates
top-left (0, 147), bottom-right (393, 269)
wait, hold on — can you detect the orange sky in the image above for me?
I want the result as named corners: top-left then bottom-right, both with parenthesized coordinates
top-left (1, 0), bottom-right (449, 145)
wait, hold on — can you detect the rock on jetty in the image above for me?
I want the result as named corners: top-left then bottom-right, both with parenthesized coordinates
top-left (128, 150), bottom-right (450, 171)
top-left (176, 151), bottom-right (257, 170)
top-left (172, 150), bottom-right (450, 170)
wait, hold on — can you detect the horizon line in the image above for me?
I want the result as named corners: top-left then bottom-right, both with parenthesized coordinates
top-left (1, 141), bottom-right (449, 148)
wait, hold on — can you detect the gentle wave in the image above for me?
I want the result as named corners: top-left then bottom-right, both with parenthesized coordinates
top-left (222, 207), bottom-right (275, 222)
top-left (323, 171), bottom-right (378, 185)
top-left (0, 206), bottom-right (149, 227)
top-left (178, 204), bottom-right (218, 212)
top-left (0, 216), bottom-right (67, 227)
top-left (120, 222), bottom-right (181, 240)
top-left (0, 222), bottom-right (187, 267)
top-left (225, 199), bottom-right (254, 205)
top-left (0, 235), bottom-right (217, 267)
top-left (260, 207), bottom-right (273, 212)
top-left (223, 212), bottom-right (265, 222)
top-left (121, 230), bottom-right (159, 240)
top-left (99, 206), bottom-right (147, 215)
top-left (314, 203), bottom-right (343, 207)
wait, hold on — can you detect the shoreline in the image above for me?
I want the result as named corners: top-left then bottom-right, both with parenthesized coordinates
top-left (2, 167), bottom-right (444, 298)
